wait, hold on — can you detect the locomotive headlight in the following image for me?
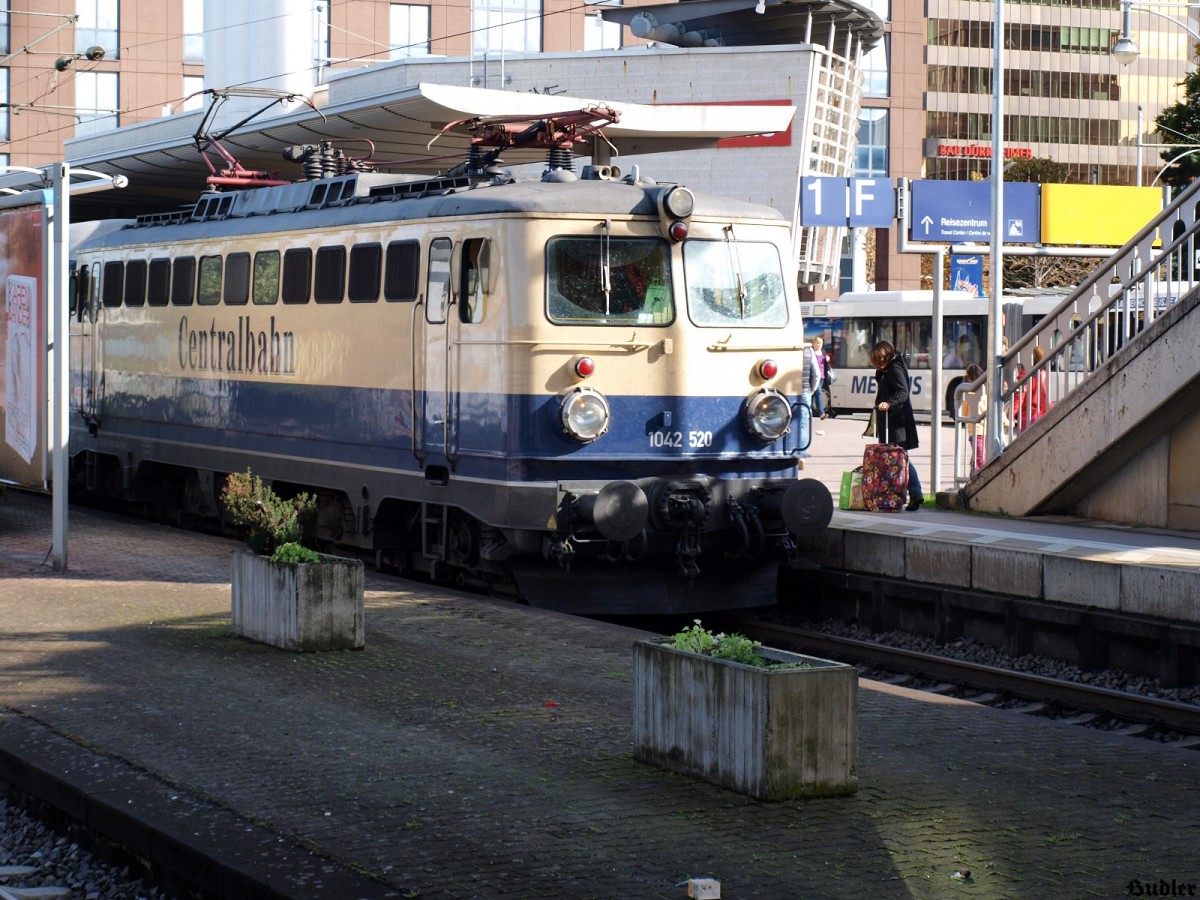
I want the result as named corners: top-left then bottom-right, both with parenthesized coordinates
top-left (560, 386), bottom-right (611, 443)
top-left (743, 387), bottom-right (792, 443)
top-left (662, 186), bottom-right (695, 219)
top-left (657, 185), bottom-right (695, 243)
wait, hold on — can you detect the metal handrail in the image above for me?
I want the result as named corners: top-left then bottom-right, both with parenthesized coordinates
top-left (952, 178), bottom-right (1200, 487)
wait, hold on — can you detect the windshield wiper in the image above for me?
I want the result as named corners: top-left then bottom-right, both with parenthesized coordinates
top-left (601, 218), bottom-right (612, 315)
top-left (724, 225), bottom-right (747, 318)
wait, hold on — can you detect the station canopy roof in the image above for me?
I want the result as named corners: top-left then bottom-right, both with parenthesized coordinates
top-left (63, 81), bottom-right (797, 215)
top-left (602, 0), bottom-right (884, 51)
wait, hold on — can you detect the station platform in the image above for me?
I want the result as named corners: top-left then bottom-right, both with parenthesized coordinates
top-left (798, 414), bottom-right (1200, 628)
top-left (1, 489), bottom-right (1199, 899)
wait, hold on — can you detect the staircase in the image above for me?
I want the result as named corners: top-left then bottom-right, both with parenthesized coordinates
top-left (955, 179), bottom-right (1200, 530)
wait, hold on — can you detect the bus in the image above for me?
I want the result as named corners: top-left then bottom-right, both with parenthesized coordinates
top-left (799, 291), bottom-right (1064, 415)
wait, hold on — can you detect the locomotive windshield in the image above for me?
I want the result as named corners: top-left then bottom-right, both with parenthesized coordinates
top-left (546, 237), bottom-right (673, 325)
top-left (683, 239), bottom-right (788, 327)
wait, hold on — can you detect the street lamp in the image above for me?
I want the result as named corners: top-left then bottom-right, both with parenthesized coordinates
top-left (1115, 0), bottom-right (1200, 65)
top-left (1152, 147), bottom-right (1200, 184)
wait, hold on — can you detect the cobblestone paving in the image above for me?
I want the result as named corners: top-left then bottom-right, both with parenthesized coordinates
top-left (1, 492), bottom-right (1198, 899)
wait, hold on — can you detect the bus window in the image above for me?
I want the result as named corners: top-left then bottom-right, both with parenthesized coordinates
top-left (893, 318), bottom-right (932, 369)
top-left (943, 316), bottom-right (986, 369)
top-left (840, 318), bottom-right (876, 369)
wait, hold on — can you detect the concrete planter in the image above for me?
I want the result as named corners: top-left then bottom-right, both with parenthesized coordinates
top-left (632, 640), bottom-right (858, 800)
top-left (230, 549), bottom-right (365, 652)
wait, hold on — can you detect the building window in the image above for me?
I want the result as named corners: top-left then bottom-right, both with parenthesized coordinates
top-left (0, 69), bottom-right (8, 142)
top-left (390, 4), bottom-right (431, 58)
top-left (183, 0), bottom-right (203, 63)
top-left (473, 0), bottom-right (542, 53)
top-left (76, 0), bottom-right (119, 58)
top-left (860, 0), bottom-right (889, 22)
top-left (927, 18), bottom-right (1117, 54)
top-left (585, 0), bottom-right (622, 51)
top-left (74, 71), bottom-right (118, 137)
top-left (0, 0), bottom-right (9, 55)
top-left (861, 36), bottom-right (888, 98)
top-left (182, 75), bottom-right (205, 112)
top-left (856, 109), bottom-right (889, 177)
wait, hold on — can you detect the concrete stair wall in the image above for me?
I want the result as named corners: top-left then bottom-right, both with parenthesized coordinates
top-left (962, 285), bottom-right (1200, 529)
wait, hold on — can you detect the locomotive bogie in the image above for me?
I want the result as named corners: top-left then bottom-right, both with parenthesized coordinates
top-left (68, 170), bottom-right (831, 611)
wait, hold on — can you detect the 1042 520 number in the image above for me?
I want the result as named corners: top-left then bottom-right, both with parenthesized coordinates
top-left (649, 430), bottom-right (713, 448)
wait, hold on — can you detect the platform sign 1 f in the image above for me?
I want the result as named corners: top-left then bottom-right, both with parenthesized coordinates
top-left (799, 177), bottom-right (895, 227)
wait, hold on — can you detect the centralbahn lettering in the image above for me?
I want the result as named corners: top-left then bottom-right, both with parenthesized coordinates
top-left (178, 315), bottom-right (295, 375)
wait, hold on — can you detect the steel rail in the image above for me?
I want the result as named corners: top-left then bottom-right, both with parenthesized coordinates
top-left (734, 620), bottom-right (1200, 736)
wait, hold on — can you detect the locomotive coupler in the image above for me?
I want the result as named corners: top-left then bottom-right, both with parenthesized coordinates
top-left (651, 481), bottom-right (711, 581)
top-left (676, 521), bottom-right (702, 581)
top-left (545, 534), bottom-right (577, 570)
top-left (654, 480), bottom-right (712, 529)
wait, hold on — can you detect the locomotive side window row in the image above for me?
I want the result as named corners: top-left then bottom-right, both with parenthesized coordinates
top-left (96, 239), bottom-right (425, 308)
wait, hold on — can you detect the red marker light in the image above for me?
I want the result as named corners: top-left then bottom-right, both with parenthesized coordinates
top-left (574, 356), bottom-right (596, 378)
top-left (668, 221), bottom-right (689, 242)
top-left (758, 359), bottom-right (779, 379)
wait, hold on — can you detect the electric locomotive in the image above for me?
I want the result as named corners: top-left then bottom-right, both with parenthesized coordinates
top-left (68, 115), bottom-right (832, 613)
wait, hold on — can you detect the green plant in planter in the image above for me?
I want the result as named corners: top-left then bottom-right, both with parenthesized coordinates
top-left (220, 470), bottom-right (319, 561)
top-left (670, 620), bottom-right (809, 670)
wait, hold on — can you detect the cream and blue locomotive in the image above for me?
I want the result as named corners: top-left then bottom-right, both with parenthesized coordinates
top-left (69, 136), bottom-right (832, 613)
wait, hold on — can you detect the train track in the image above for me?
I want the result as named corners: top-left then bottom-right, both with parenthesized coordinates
top-left (730, 619), bottom-right (1200, 744)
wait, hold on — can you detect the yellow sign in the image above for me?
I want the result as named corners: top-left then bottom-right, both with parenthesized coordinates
top-left (1041, 184), bottom-right (1162, 246)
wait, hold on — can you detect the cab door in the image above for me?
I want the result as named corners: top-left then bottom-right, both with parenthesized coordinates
top-left (418, 237), bottom-right (453, 467)
top-left (69, 261), bottom-right (102, 423)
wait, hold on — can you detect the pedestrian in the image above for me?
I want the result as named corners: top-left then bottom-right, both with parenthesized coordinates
top-left (1024, 345), bottom-right (1051, 429)
top-left (810, 336), bottom-right (827, 419)
top-left (823, 348), bottom-right (838, 418)
top-left (961, 363), bottom-right (985, 471)
top-left (797, 339), bottom-right (821, 459)
top-left (869, 340), bottom-right (924, 511)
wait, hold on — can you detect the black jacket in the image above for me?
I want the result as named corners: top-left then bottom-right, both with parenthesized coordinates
top-left (874, 355), bottom-right (919, 450)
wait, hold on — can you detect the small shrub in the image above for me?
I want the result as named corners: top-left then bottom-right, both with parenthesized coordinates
top-left (271, 541), bottom-right (322, 564)
top-left (670, 621), bottom-right (811, 670)
top-left (671, 620), bottom-right (769, 667)
top-left (220, 469), bottom-right (317, 557)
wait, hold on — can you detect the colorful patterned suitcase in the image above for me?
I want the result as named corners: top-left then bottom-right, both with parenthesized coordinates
top-left (861, 417), bottom-right (909, 513)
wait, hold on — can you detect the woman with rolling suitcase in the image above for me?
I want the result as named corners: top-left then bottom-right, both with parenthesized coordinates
top-left (867, 340), bottom-right (924, 512)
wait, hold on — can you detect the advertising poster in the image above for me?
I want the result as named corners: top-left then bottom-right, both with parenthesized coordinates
top-left (0, 205), bottom-right (46, 486)
top-left (951, 254), bottom-right (985, 298)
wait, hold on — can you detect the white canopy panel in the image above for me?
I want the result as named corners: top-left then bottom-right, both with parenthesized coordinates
top-left (65, 82), bottom-right (796, 206)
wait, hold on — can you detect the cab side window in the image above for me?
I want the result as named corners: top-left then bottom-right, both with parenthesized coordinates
top-left (460, 239), bottom-right (490, 324)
